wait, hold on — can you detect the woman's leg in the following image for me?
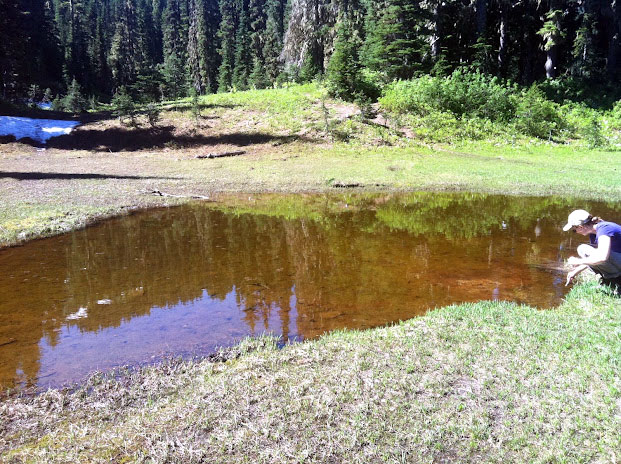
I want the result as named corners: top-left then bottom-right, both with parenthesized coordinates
top-left (577, 244), bottom-right (597, 258)
top-left (577, 245), bottom-right (621, 279)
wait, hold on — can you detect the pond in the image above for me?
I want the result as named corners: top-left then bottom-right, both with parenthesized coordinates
top-left (0, 192), bottom-right (619, 390)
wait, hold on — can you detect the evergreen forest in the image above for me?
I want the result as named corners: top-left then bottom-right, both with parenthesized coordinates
top-left (1, 0), bottom-right (621, 105)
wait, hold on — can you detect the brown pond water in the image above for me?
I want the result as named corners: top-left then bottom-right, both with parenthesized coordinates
top-left (1, 193), bottom-right (619, 390)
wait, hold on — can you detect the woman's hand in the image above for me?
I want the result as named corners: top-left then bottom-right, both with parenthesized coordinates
top-left (566, 268), bottom-right (579, 286)
top-left (565, 264), bottom-right (589, 286)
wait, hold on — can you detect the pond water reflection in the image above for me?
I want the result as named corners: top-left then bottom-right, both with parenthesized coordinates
top-left (0, 193), bottom-right (618, 389)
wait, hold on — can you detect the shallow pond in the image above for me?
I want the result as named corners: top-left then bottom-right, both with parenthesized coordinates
top-left (1, 193), bottom-right (619, 389)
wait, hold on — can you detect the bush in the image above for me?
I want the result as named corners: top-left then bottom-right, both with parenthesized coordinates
top-left (379, 70), bottom-right (516, 122)
top-left (538, 77), bottom-right (621, 108)
top-left (144, 103), bottom-right (160, 128)
top-left (42, 88), bottom-right (53, 104)
top-left (406, 111), bottom-right (503, 142)
top-left (111, 87), bottom-right (136, 124)
top-left (606, 100), bottom-right (621, 130)
top-left (380, 72), bottom-right (574, 140)
top-left (60, 79), bottom-right (87, 113)
top-left (513, 86), bottom-right (567, 138)
top-left (583, 116), bottom-right (607, 147)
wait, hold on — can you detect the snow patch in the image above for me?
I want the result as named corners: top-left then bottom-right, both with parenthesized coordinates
top-left (0, 116), bottom-right (79, 143)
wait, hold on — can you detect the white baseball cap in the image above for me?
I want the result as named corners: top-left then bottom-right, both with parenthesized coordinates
top-left (563, 209), bottom-right (592, 231)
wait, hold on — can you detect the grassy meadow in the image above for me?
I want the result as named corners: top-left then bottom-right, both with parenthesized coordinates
top-left (1, 83), bottom-right (621, 248)
top-left (1, 83), bottom-right (620, 462)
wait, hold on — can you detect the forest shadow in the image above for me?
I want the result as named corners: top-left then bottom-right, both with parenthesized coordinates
top-left (38, 126), bottom-right (315, 152)
top-left (160, 102), bottom-right (241, 112)
top-left (0, 172), bottom-right (178, 181)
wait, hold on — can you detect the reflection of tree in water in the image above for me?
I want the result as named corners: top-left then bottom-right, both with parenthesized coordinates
top-left (0, 193), bottom-right (616, 388)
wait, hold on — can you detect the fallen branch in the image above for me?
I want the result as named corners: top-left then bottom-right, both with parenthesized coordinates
top-left (195, 150), bottom-right (246, 159)
top-left (142, 189), bottom-right (211, 200)
top-left (332, 182), bottom-right (362, 188)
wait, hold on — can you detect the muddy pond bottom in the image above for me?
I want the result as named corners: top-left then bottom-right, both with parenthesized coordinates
top-left (1, 193), bottom-right (619, 390)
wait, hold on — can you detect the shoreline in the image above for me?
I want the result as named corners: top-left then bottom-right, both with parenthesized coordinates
top-left (1, 281), bottom-right (619, 462)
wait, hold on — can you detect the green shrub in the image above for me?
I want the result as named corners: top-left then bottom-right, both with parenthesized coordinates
top-left (583, 116), bottom-right (607, 147)
top-left (144, 103), bottom-right (160, 128)
top-left (606, 100), bottom-right (621, 130)
top-left (406, 111), bottom-right (504, 142)
top-left (513, 86), bottom-right (567, 139)
top-left (440, 70), bottom-right (516, 121)
top-left (111, 87), bottom-right (136, 124)
top-left (42, 88), bottom-right (53, 104)
top-left (60, 79), bottom-right (87, 114)
top-left (380, 70), bottom-right (516, 122)
top-left (379, 77), bottom-right (437, 115)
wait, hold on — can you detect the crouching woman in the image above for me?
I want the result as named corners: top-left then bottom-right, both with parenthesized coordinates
top-left (564, 209), bottom-right (621, 290)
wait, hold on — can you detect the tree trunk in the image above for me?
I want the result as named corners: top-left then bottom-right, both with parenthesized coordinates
top-left (430, 1), bottom-right (441, 61)
top-left (545, 47), bottom-right (557, 78)
top-left (475, 0), bottom-right (487, 38)
top-left (607, 2), bottom-right (620, 79)
top-left (543, 0), bottom-right (561, 79)
top-left (497, 0), bottom-right (508, 72)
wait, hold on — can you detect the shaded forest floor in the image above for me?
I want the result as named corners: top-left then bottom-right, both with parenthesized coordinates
top-left (1, 83), bottom-right (621, 248)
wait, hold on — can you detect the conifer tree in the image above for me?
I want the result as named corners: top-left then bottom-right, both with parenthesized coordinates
top-left (0, 0), bottom-right (28, 98)
top-left (89, 5), bottom-right (112, 95)
top-left (199, 0), bottom-right (221, 93)
top-left (151, 0), bottom-right (165, 64)
top-left (24, 0), bottom-right (63, 90)
top-left (161, 0), bottom-right (188, 98)
top-left (188, 0), bottom-right (203, 93)
top-left (232, 0), bottom-right (252, 89)
top-left (362, 0), bottom-right (426, 80)
top-left (326, 19), bottom-right (364, 101)
top-left (62, 77), bottom-right (86, 112)
top-left (137, 0), bottom-right (158, 68)
top-left (59, 0), bottom-right (90, 87)
top-left (218, 0), bottom-right (237, 91)
top-left (262, 0), bottom-right (285, 83)
top-left (248, 0), bottom-right (267, 88)
top-left (109, 0), bottom-right (140, 89)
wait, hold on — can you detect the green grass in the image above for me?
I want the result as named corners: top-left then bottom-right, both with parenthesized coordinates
top-left (1, 82), bottom-right (620, 248)
top-left (1, 279), bottom-right (619, 463)
top-left (166, 83), bottom-right (326, 133)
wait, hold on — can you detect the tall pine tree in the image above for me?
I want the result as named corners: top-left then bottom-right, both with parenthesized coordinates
top-left (326, 19), bottom-right (364, 101)
top-left (362, 0), bottom-right (426, 80)
top-left (218, 0), bottom-right (237, 91)
top-left (187, 0), bottom-right (203, 93)
top-left (262, 0), bottom-right (285, 83)
top-left (232, 0), bottom-right (252, 89)
top-left (109, 0), bottom-right (140, 89)
top-left (199, 0), bottom-right (221, 93)
top-left (161, 0), bottom-right (188, 98)
top-left (248, 0), bottom-right (267, 88)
